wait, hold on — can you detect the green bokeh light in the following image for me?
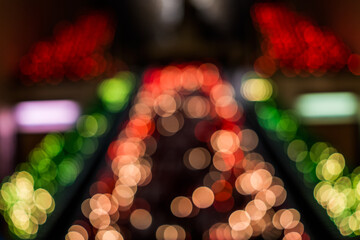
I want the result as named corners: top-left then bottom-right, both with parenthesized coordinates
top-left (57, 159), bottom-right (80, 186)
top-left (41, 134), bottom-right (64, 158)
top-left (255, 95), bottom-right (360, 236)
top-left (98, 72), bottom-right (135, 112)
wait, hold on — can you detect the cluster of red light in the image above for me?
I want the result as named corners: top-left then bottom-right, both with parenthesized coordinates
top-left (252, 3), bottom-right (350, 76)
top-left (20, 13), bottom-right (114, 83)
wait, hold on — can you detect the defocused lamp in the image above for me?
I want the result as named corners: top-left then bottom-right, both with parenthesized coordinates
top-left (14, 100), bottom-right (80, 133)
top-left (295, 92), bottom-right (358, 124)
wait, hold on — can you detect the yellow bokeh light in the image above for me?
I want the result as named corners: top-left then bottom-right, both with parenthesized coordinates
top-left (327, 193), bottom-right (347, 218)
top-left (34, 189), bottom-right (53, 211)
top-left (241, 78), bottom-right (273, 101)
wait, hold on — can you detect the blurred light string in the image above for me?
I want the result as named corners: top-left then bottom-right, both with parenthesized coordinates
top-left (66, 64), bottom-right (307, 240)
top-left (0, 72), bottom-right (134, 239)
top-left (240, 73), bottom-right (360, 236)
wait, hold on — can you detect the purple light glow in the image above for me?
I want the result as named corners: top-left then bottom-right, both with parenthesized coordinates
top-left (14, 100), bottom-right (81, 133)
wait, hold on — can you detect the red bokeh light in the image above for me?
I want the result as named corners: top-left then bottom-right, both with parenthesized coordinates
top-left (347, 53), bottom-right (360, 75)
top-left (20, 12), bottom-right (115, 84)
top-left (252, 3), bottom-right (351, 76)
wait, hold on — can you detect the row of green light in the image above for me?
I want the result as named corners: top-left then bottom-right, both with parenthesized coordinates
top-left (0, 72), bottom-right (135, 239)
top-left (240, 72), bottom-right (360, 236)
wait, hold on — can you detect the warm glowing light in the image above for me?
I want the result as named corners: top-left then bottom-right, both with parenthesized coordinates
top-left (250, 169), bottom-right (272, 191)
top-left (130, 209), bottom-right (152, 230)
top-left (245, 200), bottom-right (267, 221)
top-left (228, 210), bottom-right (251, 231)
top-left (67, 64), bottom-right (307, 240)
top-left (66, 225), bottom-right (88, 240)
top-left (89, 209), bottom-right (110, 229)
top-left (192, 186), bottom-right (214, 208)
top-left (90, 194), bottom-right (112, 213)
top-left (184, 147), bottom-right (211, 170)
top-left (154, 94), bottom-right (178, 117)
top-left (283, 231), bottom-right (302, 240)
top-left (211, 130), bottom-right (240, 153)
top-left (269, 185), bottom-right (287, 207)
top-left (183, 96), bottom-right (210, 118)
top-left (284, 222), bottom-right (304, 236)
top-left (210, 83), bottom-right (235, 103)
top-left (112, 184), bottom-right (136, 208)
top-left (156, 224), bottom-right (186, 240)
top-left (235, 172), bottom-right (256, 195)
top-left (65, 231), bottom-right (86, 240)
top-left (157, 113), bottom-right (184, 136)
top-left (170, 196), bottom-right (193, 218)
top-left (160, 66), bottom-right (182, 91)
top-left (279, 209), bottom-right (300, 229)
top-left (239, 129), bottom-right (259, 151)
top-left (211, 180), bottom-right (233, 202)
top-left (96, 226), bottom-right (124, 240)
top-left (118, 164), bottom-right (142, 186)
top-left (199, 63), bottom-right (220, 90)
top-left (255, 189), bottom-right (276, 209)
top-left (181, 65), bottom-right (203, 91)
top-left (212, 152), bottom-right (235, 172)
